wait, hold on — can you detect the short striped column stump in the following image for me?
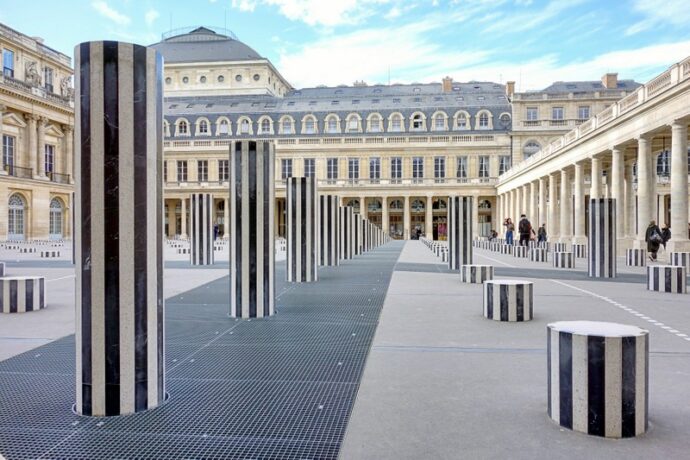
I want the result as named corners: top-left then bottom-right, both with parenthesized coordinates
top-left (20, 248), bottom-right (36, 254)
top-left (177, 248), bottom-right (189, 255)
top-left (529, 248), bottom-right (548, 262)
top-left (572, 244), bottom-right (587, 259)
top-left (626, 248), bottom-right (646, 267)
top-left (512, 246), bottom-right (528, 258)
top-left (0, 262), bottom-right (4, 277)
top-left (483, 280), bottom-right (533, 322)
top-left (553, 251), bottom-right (573, 268)
top-left (40, 251), bottom-right (60, 258)
top-left (0, 276), bottom-right (46, 313)
top-left (647, 265), bottom-right (687, 294)
top-left (669, 252), bottom-right (690, 270)
top-left (460, 264), bottom-right (493, 284)
top-left (500, 244), bottom-right (512, 254)
top-left (547, 321), bottom-right (649, 438)
top-left (553, 242), bottom-right (567, 252)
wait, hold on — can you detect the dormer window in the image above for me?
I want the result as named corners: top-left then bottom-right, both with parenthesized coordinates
top-left (412, 114), bottom-right (424, 131)
top-left (479, 113), bottom-right (489, 128)
top-left (261, 119), bottom-right (270, 134)
top-left (219, 119), bottom-right (229, 135)
top-left (178, 121), bottom-right (188, 135)
top-left (199, 120), bottom-right (208, 134)
top-left (240, 119), bottom-right (250, 134)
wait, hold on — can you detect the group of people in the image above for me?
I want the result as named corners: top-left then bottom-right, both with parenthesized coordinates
top-left (498, 216), bottom-right (546, 247)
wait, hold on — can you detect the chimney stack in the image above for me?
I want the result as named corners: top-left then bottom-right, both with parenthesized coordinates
top-left (601, 73), bottom-right (618, 89)
top-left (506, 81), bottom-right (515, 98)
top-left (442, 76), bottom-right (453, 93)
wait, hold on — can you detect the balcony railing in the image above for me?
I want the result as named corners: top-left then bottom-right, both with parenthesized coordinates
top-left (0, 75), bottom-right (73, 107)
top-left (48, 172), bottom-right (70, 184)
top-left (5, 165), bottom-right (33, 179)
top-left (273, 177), bottom-right (498, 188)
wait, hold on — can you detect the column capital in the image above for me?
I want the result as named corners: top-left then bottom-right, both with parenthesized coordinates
top-left (62, 124), bottom-right (73, 134)
top-left (635, 132), bottom-right (654, 142)
top-left (0, 103), bottom-right (6, 112)
top-left (670, 119), bottom-right (689, 130)
top-left (24, 113), bottom-right (39, 122)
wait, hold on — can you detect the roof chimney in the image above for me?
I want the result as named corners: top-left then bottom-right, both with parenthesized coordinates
top-left (353, 80), bottom-right (368, 87)
top-left (442, 76), bottom-right (453, 93)
top-left (506, 81), bottom-right (515, 98)
top-left (602, 73), bottom-right (618, 89)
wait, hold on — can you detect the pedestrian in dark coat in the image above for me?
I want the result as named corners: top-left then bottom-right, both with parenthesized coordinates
top-left (661, 225), bottom-right (671, 249)
top-left (645, 220), bottom-right (662, 261)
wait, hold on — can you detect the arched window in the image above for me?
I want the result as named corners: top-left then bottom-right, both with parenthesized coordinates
top-left (389, 199), bottom-right (403, 210)
top-left (239, 118), bottom-right (251, 134)
top-left (347, 115), bottom-right (360, 132)
top-left (8, 194), bottom-right (26, 240)
top-left (261, 118), bottom-right (271, 134)
top-left (281, 116), bottom-right (294, 134)
top-left (346, 199), bottom-right (360, 213)
top-left (523, 141), bottom-right (541, 159)
top-left (479, 112), bottom-right (489, 128)
top-left (177, 120), bottom-right (188, 135)
top-left (368, 199), bottom-right (382, 212)
top-left (49, 198), bottom-right (63, 239)
top-left (368, 113), bottom-right (383, 133)
top-left (218, 119), bottom-right (230, 135)
top-left (198, 120), bottom-right (208, 134)
top-left (432, 198), bottom-right (447, 210)
top-left (411, 199), bottom-right (425, 211)
top-left (326, 116), bottom-right (339, 134)
top-left (657, 150), bottom-right (670, 177)
top-left (390, 114), bottom-right (403, 132)
top-left (479, 199), bottom-right (491, 209)
top-left (433, 112), bottom-right (447, 131)
top-left (455, 112), bottom-right (468, 129)
top-left (303, 116), bottom-right (316, 134)
top-left (411, 114), bottom-right (424, 131)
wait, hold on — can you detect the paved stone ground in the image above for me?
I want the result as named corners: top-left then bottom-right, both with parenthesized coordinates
top-left (340, 241), bottom-right (690, 459)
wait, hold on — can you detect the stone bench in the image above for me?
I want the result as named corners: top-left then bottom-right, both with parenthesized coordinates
top-left (483, 280), bottom-right (533, 322)
top-left (553, 251), bottom-right (573, 268)
top-left (547, 321), bottom-right (648, 438)
top-left (572, 243), bottom-right (587, 259)
top-left (512, 246), bottom-right (528, 258)
top-left (460, 264), bottom-right (493, 284)
top-left (41, 251), bottom-right (60, 258)
top-left (0, 276), bottom-right (46, 313)
top-left (529, 248), bottom-right (548, 262)
top-left (626, 248), bottom-right (646, 267)
top-left (647, 265), bottom-right (687, 294)
top-left (669, 252), bottom-right (690, 270)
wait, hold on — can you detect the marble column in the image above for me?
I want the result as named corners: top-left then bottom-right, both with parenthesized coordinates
top-left (189, 193), bottom-right (214, 265)
top-left (339, 205), bottom-right (354, 260)
top-left (589, 198), bottom-right (617, 278)
top-left (670, 121), bottom-right (689, 251)
top-left (180, 198), bottom-right (187, 238)
top-left (287, 177), bottom-right (317, 282)
top-left (74, 41), bottom-right (164, 417)
top-left (529, 182), bottom-right (537, 227)
top-left (319, 194), bottom-right (339, 266)
top-left (37, 117), bottom-right (46, 178)
top-left (547, 173), bottom-right (557, 239)
top-left (590, 156), bottom-right (601, 199)
top-left (403, 195), bottom-right (410, 240)
top-left (636, 136), bottom-right (653, 245)
top-left (223, 196), bottom-right (229, 238)
top-left (0, 104), bottom-right (5, 172)
top-left (360, 196), bottom-right (368, 219)
top-left (611, 147), bottom-right (625, 241)
top-left (425, 194), bottom-right (433, 238)
top-left (381, 196), bottom-right (389, 235)
top-left (25, 114), bottom-right (37, 175)
top-left (63, 125), bottom-right (74, 182)
top-left (167, 201), bottom-right (176, 236)
top-left (573, 162), bottom-right (585, 242)
top-left (624, 162), bottom-right (635, 238)
top-left (230, 140), bottom-right (275, 318)
top-left (538, 178), bottom-right (546, 228)
top-left (449, 196), bottom-right (472, 269)
top-left (560, 169), bottom-right (572, 241)
top-left (472, 195), bottom-right (480, 239)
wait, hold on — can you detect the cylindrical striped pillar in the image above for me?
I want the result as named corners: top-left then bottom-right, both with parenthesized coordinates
top-left (512, 246), bottom-right (528, 258)
top-left (74, 41), bottom-right (164, 417)
top-left (354, 213), bottom-right (363, 256)
top-left (189, 193), bottom-right (214, 266)
top-left (339, 206), bottom-right (354, 260)
top-left (483, 280), bottom-right (533, 322)
top-left (552, 242), bottom-right (567, 252)
top-left (319, 195), bottom-right (339, 267)
top-left (669, 252), bottom-right (690, 270)
top-left (626, 248), bottom-right (646, 267)
top-left (529, 248), bottom-right (548, 262)
top-left (589, 198), bottom-right (616, 278)
top-left (553, 251), bottom-right (574, 268)
top-left (646, 265), bottom-right (687, 294)
top-left (460, 264), bottom-right (493, 284)
top-left (572, 243), bottom-right (587, 259)
top-left (547, 321), bottom-right (649, 438)
top-left (230, 141), bottom-right (275, 318)
top-left (287, 177), bottom-right (318, 283)
top-left (448, 196), bottom-right (473, 270)
top-left (0, 277), bottom-right (45, 313)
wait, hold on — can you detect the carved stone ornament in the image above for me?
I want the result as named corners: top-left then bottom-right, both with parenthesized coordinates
top-left (25, 61), bottom-right (41, 86)
top-left (60, 76), bottom-right (73, 98)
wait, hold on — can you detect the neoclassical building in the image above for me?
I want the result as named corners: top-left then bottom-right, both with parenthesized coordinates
top-left (0, 23), bottom-right (74, 241)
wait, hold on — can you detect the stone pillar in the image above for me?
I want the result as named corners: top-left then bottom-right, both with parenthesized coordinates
top-left (167, 200), bottom-right (176, 236)
top-left (37, 117), bottom-right (46, 178)
top-left (0, 104), bottom-right (5, 173)
top-left (287, 177), bottom-right (317, 282)
top-left (339, 206), bottom-right (354, 260)
top-left (448, 196), bottom-right (473, 269)
top-left (636, 136), bottom-right (653, 246)
top-left (425, 194), bottom-right (433, 238)
top-left (319, 194), bottom-right (339, 266)
top-left (611, 147), bottom-right (625, 241)
top-left (230, 140), bottom-right (275, 318)
top-left (529, 182), bottom-right (537, 227)
top-left (74, 41), bottom-right (164, 417)
top-left (354, 213), bottom-right (363, 255)
top-left (669, 121), bottom-right (689, 252)
top-left (25, 114), bottom-right (37, 175)
top-left (548, 173), bottom-right (558, 239)
top-left (223, 196), bottom-right (229, 238)
top-left (538, 177), bottom-right (546, 228)
top-left (381, 196), bottom-right (389, 235)
top-left (590, 156), bottom-right (601, 199)
top-left (180, 197), bottom-right (187, 238)
top-left (189, 193), bottom-right (214, 266)
top-left (472, 195), bottom-right (480, 239)
top-left (573, 162), bottom-right (585, 242)
top-left (589, 198), bottom-right (616, 278)
top-left (625, 162), bottom-right (635, 238)
top-left (560, 169), bottom-right (572, 241)
top-left (63, 125), bottom-right (74, 182)
top-left (403, 195), bottom-right (410, 240)
top-left (360, 195), bottom-right (368, 220)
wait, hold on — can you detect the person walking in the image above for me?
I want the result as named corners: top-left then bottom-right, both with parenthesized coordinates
top-left (504, 218), bottom-right (515, 245)
top-left (645, 220), bottom-right (663, 261)
top-left (661, 224), bottom-right (671, 249)
top-left (518, 214), bottom-right (532, 247)
top-left (537, 224), bottom-right (547, 243)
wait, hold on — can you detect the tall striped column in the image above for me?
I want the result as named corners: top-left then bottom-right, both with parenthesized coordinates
top-left (588, 198), bottom-right (616, 278)
top-left (189, 193), bottom-right (214, 265)
top-left (448, 196), bottom-right (473, 270)
top-left (74, 41), bottom-right (164, 417)
top-left (230, 141), bottom-right (275, 318)
top-left (287, 177), bottom-right (318, 282)
top-left (354, 213), bottom-right (363, 255)
top-left (339, 206), bottom-right (354, 260)
top-left (319, 195), bottom-right (339, 266)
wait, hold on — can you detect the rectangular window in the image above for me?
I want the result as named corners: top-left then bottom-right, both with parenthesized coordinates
top-left (177, 160), bottom-right (188, 182)
top-left (552, 106), bottom-right (564, 120)
top-left (499, 155), bottom-right (511, 175)
top-left (281, 159), bottom-right (293, 180)
top-left (2, 49), bottom-right (14, 78)
top-left (369, 157), bottom-right (380, 182)
top-left (434, 156), bottom-right (445, 182)
top-left (526, 107), bottom-right (538, 121)
top-left (44, 67), bottom-right (54, 93)
top-left (578, 105), bottom-right (590, 120)
top-left (478, 155), bottom-right (489, 178)
top-left (218, 160), bottom-right (229, 182)
top-left (456, 156), bottom-right (467, 179)
top-left (304, 158), bottom-right (315, 178)
top-left (198, 160), bottom-right (208, 182)
top-left (390, 157), bottom-right (402, 182)
top-left (348, 158), bottom-right (359, 182)
top-left (412, 157), bottom-right (424, 182)
top-left (2, 135), bottom-right (15, 168)
top-left (44, 144), bottom-right (55, 173)
top-left (327, 158), bottom-right (338, 181)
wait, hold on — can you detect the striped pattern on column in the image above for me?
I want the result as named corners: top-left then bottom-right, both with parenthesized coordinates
top-left (572, 244), bottom-right (587, 259)
top-left (512, 246), bottom-right (528, 258)
top-left (483, 280), bottom-right (533, 321)
top-left (189, 193), bottom-right (214, 266)
top-left (669, 252), bottom-right (690, 270)
top-left (319, 195), bottom-right (339, 266)
top-left (74, 41), bottom-right (164, 417)
top-left (547, 321), bottom-right (649, 438)
top-left (448, 196), bottom-right (473, 270)
top-left (460, 264), bottom-right (493, 284)
top-left (287, 177), bottom-right (318, 283)
top-left (0, 262), bottom-right (4, 277)
top-left (339, 206), bottom-right (354, 260)
top-left (530, 248), bottom-right (548, 262)
top-left (353, 213), bottom-right (363, 255)
top-left (646, 265), bottom-right (687, 293)
top-left (553, 242), bottom-right (567, 252)
top-left (589, 198), bottom-right (616, 278)
top-left (41, 251), bottom-right (61, 258)
top-left (230, 141), bottom-right (275, 318)
top-left (553, 252), bottom-right (573, 268)
top-left (0, 277), bottom-right (45, 313)
top-left (500, 244), bottom-right (512, 254)
top-left (626, 249), bottom-right (646, 267)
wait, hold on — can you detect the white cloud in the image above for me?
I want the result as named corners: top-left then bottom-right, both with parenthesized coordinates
top-left (231, 0), bottom-right (391, 27)
top-left (91, 0), bottom-right (131, 26)
top-left (145, 8), bottom-right (160, 26)
top-left (625, 0), bottom-right (690, 35)
top-left (232, 0), bottom-right (258, 12)
top-left (482, 0), bottom-right (585, 35)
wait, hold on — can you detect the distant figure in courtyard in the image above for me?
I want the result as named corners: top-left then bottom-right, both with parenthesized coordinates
top-left (504, 218), bottom-right (515, 245)
top-left (661, 224), bottom-right (671, 249)
top-left (489, 229), bottom-right (498, 241)
top-left (645, 220), bottom-right (663, 261)
top-left (213, 224), bottom-right (219, 240)
top-left (518, 214), bottom-right (532, 246)
top-left (537, 224), bottom-right (547, 243)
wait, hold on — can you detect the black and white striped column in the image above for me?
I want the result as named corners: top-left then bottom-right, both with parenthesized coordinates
top-left (512, 246), bottom-right (528, 258)
top-left (669, 252), bottom-right (690, 270)
top-left (553, 251), bottom-right (574, 268)
top-left (354, 214), bottom-right (363, 256)
top-left (547, 321), bottom-right (649, 438)
top-left (0, 262), bottom-right (4, 277)
top-left (572, 244), bottom-right (587, 259)
top-left (588, 198), bottom-right (616, 278)
top-left (287, 177), bottom-right (318, 283)
top-left (460, 264), bottom-right (493, 284)
top-left (553, 242), bottom-right (567, 252)
top-left (500, 244), bottom-right (512, 255)
top-left (74, 41), bottom-right (164, 417)
top-left (626, 249), bottom-right (646, 267)
top-left (319, 195), bottom-right (339, 267)
top-left (647, 265), bottom-right (687, 294)
top-left (189, 193), bottom-right (214, 266)
top-left (483, 280), bottom-right (533, 321)
top-left (41, 251), bottom-right (61, 258)
top-left (230, 141), bottom-right (275, 318)
top-left (530, 248), bottom-right (548, 262)
top-left (0, 277), bottom-right (45, 313)
top-left (339, 206), bottom-right (354, 260)
top-left (448, 196), bottom-right (473, 270)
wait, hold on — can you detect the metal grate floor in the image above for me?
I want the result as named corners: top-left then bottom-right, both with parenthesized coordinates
top-left (0, 242), bottom-right (404, 459)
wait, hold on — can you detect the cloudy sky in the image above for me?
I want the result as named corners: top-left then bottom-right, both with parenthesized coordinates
top-left (2, 0), bottom-right (689, 90)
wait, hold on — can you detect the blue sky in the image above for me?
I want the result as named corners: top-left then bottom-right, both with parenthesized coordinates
top-left (2, 0), bottom-right (689, 90)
